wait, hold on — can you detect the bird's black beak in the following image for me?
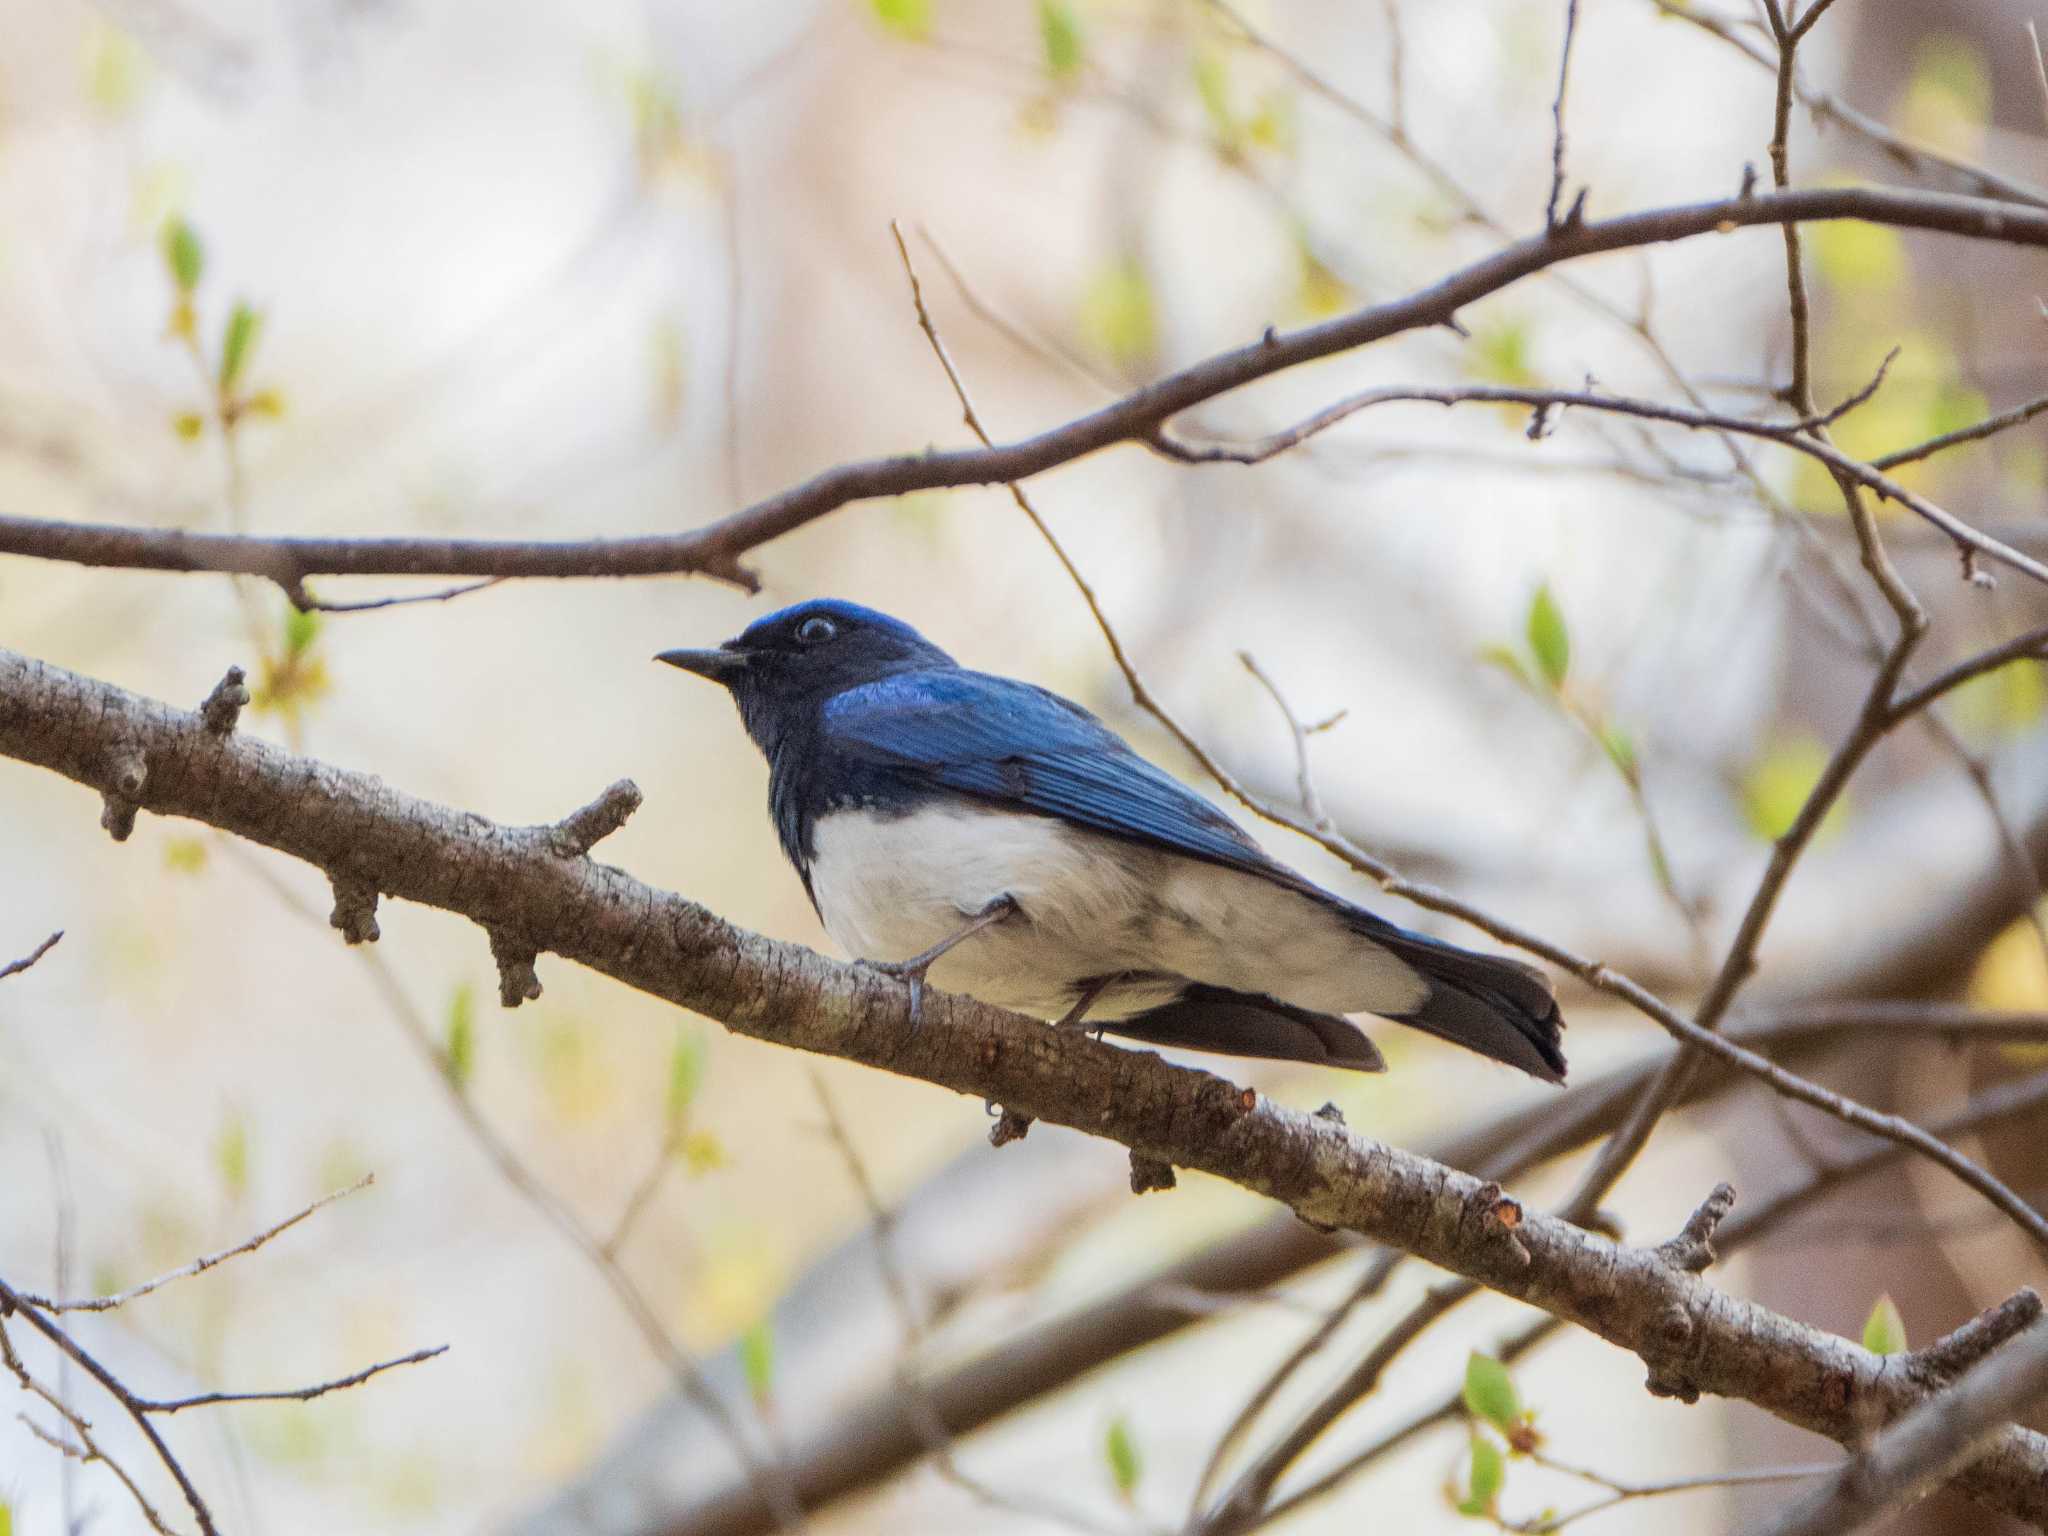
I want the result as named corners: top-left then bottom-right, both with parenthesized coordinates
top-left (655, 644), bottom-right (750, 686)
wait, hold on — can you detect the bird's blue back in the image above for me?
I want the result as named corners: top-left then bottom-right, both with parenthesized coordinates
top-left (785, 669), bottom-right (1303, 896)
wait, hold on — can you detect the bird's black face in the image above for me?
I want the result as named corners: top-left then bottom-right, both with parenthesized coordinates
top-left (656, 600), bottom-right (955, 755)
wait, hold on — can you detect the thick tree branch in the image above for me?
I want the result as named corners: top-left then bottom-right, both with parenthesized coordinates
top-left (5, 648), bottom-right (2048, 1527)
top-left (5, 187), bottom-right (2048, 599)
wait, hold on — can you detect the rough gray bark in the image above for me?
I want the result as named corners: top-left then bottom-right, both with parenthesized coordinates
top-left (4, 642), bottom-right (2046, 1527)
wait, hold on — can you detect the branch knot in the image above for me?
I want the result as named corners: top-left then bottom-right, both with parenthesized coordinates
top-left (1656, 1182), bottom-right (1736, 1274)
top-left (328, 876), bottom-right (380, 945)
top-left (487, 926), bottom-right (543, 1007)
top-left (197, 667), bottom-right (249, 736)
top-left (1462, 1180), bottom-right (1530, 1270)
top-left (1129, 1151), bottom-right (1177, 1195)
top-left (98, 745), bottom-right (147, 841)
top-left (546, 779), bottom-right (643, 858)
top-left (1908, 1288), bottom-right (2044, 1384)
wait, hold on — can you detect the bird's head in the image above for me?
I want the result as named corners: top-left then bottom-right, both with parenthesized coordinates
top-left (657, 600), bottom-right (955, 751)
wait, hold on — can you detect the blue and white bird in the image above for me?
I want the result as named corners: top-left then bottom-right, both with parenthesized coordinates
top-left (658, 600), bottom-right (1565, 1081)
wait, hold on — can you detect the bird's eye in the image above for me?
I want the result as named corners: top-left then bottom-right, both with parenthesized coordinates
top-left (795, 615), bottom-right (838, 646)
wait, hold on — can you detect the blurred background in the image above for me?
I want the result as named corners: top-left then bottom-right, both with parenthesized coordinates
top-left (3, 0), bottom-right (2047, 1532)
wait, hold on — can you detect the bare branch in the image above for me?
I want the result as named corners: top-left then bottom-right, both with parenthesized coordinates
top-left (1520, 1456), bottom-right (1835, 1533)
top-left (134, 1344), bottom-right (448, 1414)
top-left (24, 1175), bottom-right (373, 1313)
top-left (5, 188), bottom-right (2048, 595)
top-left (299, 576), bottom-right (504, 613)
top-left (1544, 0), bottom-right (1585, 232)
top-left (0, 929), bottom-right (63, 981)
top-left (1872, 389), bottom-right (2048, 470)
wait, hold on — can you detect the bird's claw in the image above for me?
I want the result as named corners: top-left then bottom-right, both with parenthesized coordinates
top-left (866, 956), bottom-right (932, 1032)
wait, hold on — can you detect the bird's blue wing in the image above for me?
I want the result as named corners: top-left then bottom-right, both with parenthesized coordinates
top-left (820, 671), bottom-right (1289, 879)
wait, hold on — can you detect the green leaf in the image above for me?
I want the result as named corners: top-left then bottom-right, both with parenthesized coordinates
top-left (284, 604), bottom-right (321, 657)
top-left (1104, 1414), bottom-right (1143, 1500)
top-left (0, 1497), bottom-right (11, 1536)
top-left (1078, 256), bottom-right (1156, 367)
top-left (215, 1112), bottom-right (249, 1202)
top-left (870, 0), bottom-right (931, 40)
top-left (1038, 0), bottom-right (1083, 80)
top-left (220, 301), bottom-right (263, 394)
top-left (1741, 735), bottom-right (1846, 844)
top-left (740, 1317), bottom-right (775, 1406)
top-left (1462, 1351), bottom-right (1521, 1433)
top-left (1862, 1293), bottom-right (1907, 1356)
top-left (161, 216), bottom-right (204, 292)
top-left (1456, 1428), bottom-right (1505, 1517)
top-left (666, 1028), bottom-right (707, 1130)
top-left (445, 984), bottom-right (476, 1091)
top-left (1525, 584), bottom-right (1570, 690)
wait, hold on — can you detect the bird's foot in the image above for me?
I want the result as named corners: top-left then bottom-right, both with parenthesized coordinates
top-left (867, 894), bottom-right (1019, 1029)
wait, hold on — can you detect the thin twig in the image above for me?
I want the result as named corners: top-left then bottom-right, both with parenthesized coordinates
top-left (134, 1345), bottom-right (448, 1415)
top-left (1544, 0), bottom-right (1584, 231)
top-left (297, 577), bottom-right (503, 614)
top-left (1872, 389), bottom-right (2048, 470)
top-left (1518, 1456), bottom-right (1835, 1533)
top-left (1236, 652), bottom-right (1339, 833)
top-left (0, 929), bottom-right (63, 980)
top-left (25, 1176), bottom-right (374, 1313)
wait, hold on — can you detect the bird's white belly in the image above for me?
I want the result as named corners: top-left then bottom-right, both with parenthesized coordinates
top-left (806, 803), bottom-right (1428, 1020)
